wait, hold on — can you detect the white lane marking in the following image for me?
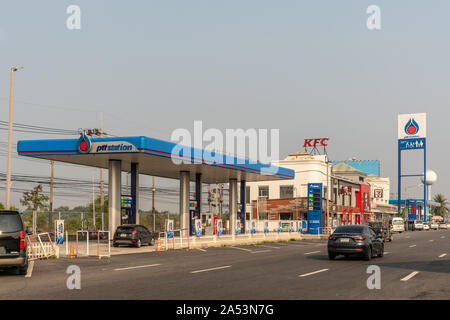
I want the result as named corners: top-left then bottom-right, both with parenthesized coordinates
top-left (114, 264), bottom-right (161, 271)
top-left (250, 250), bottom-right (272, 254)
top-left (299, 268), bottom-right (329, 278)
top-left (384, 252), bottom-right (390, 255)
top-left (230, 246), bottom-right (252, 252)
top-left (258, 245), bottom-right (281, 249)
top-left (429, 240), bottom-right (434, 242)
top-left (304, 251), bottom-right (321, 255)
top-left (441, 236), bottom-right (446, 239)
top-left (401, 271), bottom-right (419, 281)
top-left (196, 248), bottom-right (207, 252)
top-left (25, 260), bottom-right (35, 278)
top-left (439, 253), bottom-right (447, 258)
top-left (191, 265), bottom-right (231, 274)
top-left (406, 236), bottom-right (410, 238)
top-left (409, 245), bottom-right (416, 248)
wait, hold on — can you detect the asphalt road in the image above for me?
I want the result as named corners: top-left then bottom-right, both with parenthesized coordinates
top-left (0, 229), bottom-right (449, 299)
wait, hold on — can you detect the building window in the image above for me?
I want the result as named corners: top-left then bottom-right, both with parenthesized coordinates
top-left (258, 186), bottom-right (269, 198)
top-left (333, 188), bottom-right (337, 204)
top-left (280, 185), bottom-right (294, 199)
top-left (258, 212), bottom-right (268, 220)
top-left (245, 186), bottom-right (250, 204)
top-left (280, 212), bottom-right (292, 220)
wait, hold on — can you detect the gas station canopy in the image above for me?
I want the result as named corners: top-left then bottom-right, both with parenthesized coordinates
top-left (17, 136), bottom-right (294, 183)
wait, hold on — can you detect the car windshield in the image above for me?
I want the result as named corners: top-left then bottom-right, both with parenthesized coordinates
top-left (333, 226), bottom-right (365, 234)
top-left (117, 226), bottom-right (135, 232)
top-left (393, 220), bottom-right (403, 225)
top-left (0, 214), bottom-right (23, 232)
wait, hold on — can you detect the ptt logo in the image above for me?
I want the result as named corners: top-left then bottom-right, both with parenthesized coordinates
top-left (404, 118), bottom-right (419, 135)
top-left (303, 138), bottom-right (329, 148)
top-left (77, 132), bottom-right (92, 153)
top-left (95, 144), bottom-right (134, 152)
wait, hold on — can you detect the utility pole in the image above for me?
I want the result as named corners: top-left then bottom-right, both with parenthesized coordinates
top-left (152, 176), bottom-right (156, 231)
top-left (92, 173), bottom-right (96, 230)
top-left (5, 66), bottom-right (23, 209)
top-left (49, 160), bottom-right (54, 232)
top-left (99, 113), bottom-right (105, 230)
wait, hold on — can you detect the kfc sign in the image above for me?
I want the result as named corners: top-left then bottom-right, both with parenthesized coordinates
top-left (303, 138), bottom-right (329, 148)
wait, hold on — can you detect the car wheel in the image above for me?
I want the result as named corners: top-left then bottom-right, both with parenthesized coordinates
top-left (328, 252), bottom-right (336, 260)
top-left (18, 265), bottom-right (28, 275)
top-left (135, 239), bottom-right (142, 248)
top-left (377, 245), bottom-right (384, 257)
top-left (364, 247), bottom-right (372, 261)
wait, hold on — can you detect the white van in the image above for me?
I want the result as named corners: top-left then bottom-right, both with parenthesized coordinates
top-left (391, 217), bottom-right (405, 233)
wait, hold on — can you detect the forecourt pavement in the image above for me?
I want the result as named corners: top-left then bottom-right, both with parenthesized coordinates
top-left (0, 230), bottom-right (449, 300)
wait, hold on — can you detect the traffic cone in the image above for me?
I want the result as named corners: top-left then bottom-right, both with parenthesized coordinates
top-left (69, 243), bottom-right (75, 259)
top-left (156, 234), bottom-right (161, 252)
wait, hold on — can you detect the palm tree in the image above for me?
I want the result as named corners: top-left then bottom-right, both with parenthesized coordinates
top-left (432, 194), bottom-right (450, 218)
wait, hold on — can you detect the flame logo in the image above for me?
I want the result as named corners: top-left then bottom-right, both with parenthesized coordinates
top-left (404, 118), bottom-right (419, 135)
top-left (77, 131), bottom-right (92, 153)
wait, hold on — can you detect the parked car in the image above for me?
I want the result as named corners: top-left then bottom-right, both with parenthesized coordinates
top-left (414, 220), bottom-right (424, 231)
top-left (0, 211), bottom-right (31, 275)
top-left (439, 222), bottom-right (448, 230)
top-left (328, 225), bottom-right (384, 261)
top-left (368, 221), bottom-right (392, 242)
top-left (423, 223), bottom-right (430, 231)
top-left (430, 221), bottom-right (439, 230)
top-left (391, 217), bottom-right (405, 233)
top-left (113, 225), bottom-right (155, 248)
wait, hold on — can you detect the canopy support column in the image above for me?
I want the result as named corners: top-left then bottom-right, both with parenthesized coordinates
top-left (180, 171), bottom-right (190, 237)
top-left (229, 178), bottom-right (238, 236)
top-left (131, 162), bottom-right (139, 224)
top-left (108, 160), bottom-right (121, 234)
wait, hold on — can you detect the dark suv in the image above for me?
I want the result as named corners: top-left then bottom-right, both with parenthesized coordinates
top-left (113, 225), bottom-right (155, 248)
top-left (0, 211), bottom-right (29, 275)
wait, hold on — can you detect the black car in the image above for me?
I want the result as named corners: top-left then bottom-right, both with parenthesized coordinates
top-left (113, 225), bottom-right (154, 248)
top-left (328, 225), bottom-right (384, 261)
top-left (0, 211), bottom-right (30, 275)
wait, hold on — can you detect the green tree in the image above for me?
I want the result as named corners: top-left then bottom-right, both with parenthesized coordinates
top-left (20, 185), bottom-right (49, 232)
top-left (432, 194), bottom-right (450, 218)
top-left (0, 203), bottom-right (4, 210)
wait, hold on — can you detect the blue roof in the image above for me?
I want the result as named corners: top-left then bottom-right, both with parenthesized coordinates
top-left (332, 160), bottom-right (380, 176)
top-left (17, 136), bottom-right (294, 183)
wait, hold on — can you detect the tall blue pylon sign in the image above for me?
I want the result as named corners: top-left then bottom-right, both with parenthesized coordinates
top-left (397, 113), bottom-right (427, 221)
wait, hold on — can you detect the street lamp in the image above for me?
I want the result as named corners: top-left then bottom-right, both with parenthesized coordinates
top-left (5, 66), bottom-right (24, 209)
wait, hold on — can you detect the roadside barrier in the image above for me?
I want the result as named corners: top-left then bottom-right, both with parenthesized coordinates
top-left (26, 232), bottom-right (57, 260)
top-left (75, 230), bottom-right (111, 259)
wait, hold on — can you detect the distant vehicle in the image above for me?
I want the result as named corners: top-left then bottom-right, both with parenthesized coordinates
top-left (113, 224), bottom-right (155, 248)
top-left (391, 217), bottom-right (405, 233)
top-left (430, 221), bottom-right (439, 230)
top-left (423, 223), bottom-right (430, 231)
top-left (0, 211), bottom-right (30, 275)
top-left (328, 225), bottom-right (384, 261)
top-left (414, 220), bottom-right (424, 231)
top-left (368, 221), bottom-right (392, 242)
top-left (439, 222), bottom-right (448, 230)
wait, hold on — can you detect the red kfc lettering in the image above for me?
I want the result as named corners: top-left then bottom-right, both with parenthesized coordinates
top-left (303, 139), bottom-right (313, 147)
top-left (320, 138), bottom-right (329, 146)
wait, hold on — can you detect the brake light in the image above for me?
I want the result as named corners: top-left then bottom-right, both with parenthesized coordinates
top-left (132, 229), bottom-right (137, 235)
top-left (329, 235), bottom-right (337, 240)
top-left (20, 230), bottom-right (26, 250)
top-left (352, 236), bottom-right (366, 241)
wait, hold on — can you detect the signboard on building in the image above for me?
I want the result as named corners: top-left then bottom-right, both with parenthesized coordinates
top-left (307, 183), bottom-right (323, 234)
top-left (374, 189), bottom-right (383, 199)
top-left (407, 199), bottom-right (417, 220)
top-left (56, 220), bottom-right (64, 244)
top-left (398, 113), bottom-right (426, 140)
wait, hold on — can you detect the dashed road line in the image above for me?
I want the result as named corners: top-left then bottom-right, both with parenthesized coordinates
top-left (409, 245), bottom-right (416, 248)
top-left (250, 250), bottom-right (272, 254)
top-left (299, 268), bottom-right (329, 278)
top-left (439, 253), bottom-right (447, 258)
top-left (196, 248), bottom-right (207, 252)
top-left (114, 264), bottom-right (161, 271)
top-left (258, 245), bottom-right (281, 249)
top-left (191, 265), bottom-right (231, 274)
top-left (230, 246), bottom-right (252, 252)
top-left (401, 271), bottom-right (419, 281)
top-left (25, 260), bottom-right (35, 278)
top-left (441, 236), bottom-right (446, 239)
top-left (304, 251), bottom-right (321, 255)
top-left (429, 240), bottom-right (434, 242)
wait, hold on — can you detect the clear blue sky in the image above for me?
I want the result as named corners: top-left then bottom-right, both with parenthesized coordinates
top-left (1, 1), bottom-right (449, 211)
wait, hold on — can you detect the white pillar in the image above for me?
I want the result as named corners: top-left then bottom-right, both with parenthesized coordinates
top-left (229, 179), bottom-right (238, 236)
top-left (108, 160), bottom-right (121, 234)
top-left (180, 171), bottom-right (190, 237)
